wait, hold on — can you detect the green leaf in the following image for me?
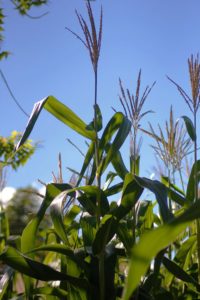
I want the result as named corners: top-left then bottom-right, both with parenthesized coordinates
top-left (33, 286), bottom-right (68, 297)
top-left (186, 160), bottom-right (200, 204)
top-left (135, 176), bottom-right (173, 222)
top-left (181, 115), bottom-right (196, 142)
top-left (0, 246), bottom-right (88, 289)
top-left (16, 96), bottom-right (95, 150)
top-left (130, 155), bottom-right (140, 176)
top-left (76, 141), bottom-right (95, 186)
top-left (168, 189), bottom-right (186, 206)
top-left (117, 221), bottom-right (134, 253)
top-left (111, 150), bottom-right (129, 179)
top-left (175, 235), bottom-right (197, 270)
top-left (122, 199), bottom-right (200, 300)
top-left (86, 104), bottom-right (103, 132)
top-left (113, 173), bottom-right (143, 220)
top-left (92, 214), bottom-right (118, 256)
top-left (50, 191), bottom-right (70, 244)
top-left (98, 112), bottom-right (131, 175)
top-left (136, 200), bottom-right (154, 232)
top-left (0, 51), bottom-right (9, 60)
top-left (21, 183), bottom-right (72, 254)
top-left (81, 216), bottom-right (97, 248)
top-left (161, 176), bottom-right (185, 195)
top-left (104, 182), bottom-right (123, 197)
top-left (77, 186), bottom-right (110, 216)
top-left (162, 256), bottom-right (200, 288)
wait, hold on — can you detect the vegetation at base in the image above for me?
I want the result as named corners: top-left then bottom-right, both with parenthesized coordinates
top-left (1, 2), bottom-right (200, 300)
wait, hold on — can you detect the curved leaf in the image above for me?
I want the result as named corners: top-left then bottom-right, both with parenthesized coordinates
top-left (122, 199), bottom-right (200, 300)
top-left (92, 214), bottom-right (118, 256)
top-left (0, 246), bottom-right (88, 289)
top-left (113, 173), bottom-right (143, 220)
top-left (97, 112), bottom-right (131, 175)
top-left (182, 115), bottom-right (196, 142)
top-left (162, 256), bottom-right (200, 288)
top-left (111, 150), bottom-right (129, 179)
top-left (186, 160), bottom-right (200, 204)
top-left (76, 141), bottom-right (95, 186)
top-left (135, 176), bottom-right (173, 222)
top-left (21, 183), bottom-right (72, 254)
top-left (16, 96), bottom-right (95, 150)
top-left (77, 186), bottom-right (110, 216)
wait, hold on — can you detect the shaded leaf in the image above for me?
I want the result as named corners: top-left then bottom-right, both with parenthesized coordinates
top-left (135, 176), bottom-right (173, 222)
top-left (162, 256), bottom-right (200, 288)
top-left (33, 286), bottom-right (68, 297)
top-left (0, 246), bottom-right (88, 289)
top-left (186, 160), bottom-right (200, 204)
top-left (92, 214), bottom-right (118, 256)
top-left (113, 173), bottom-right (143, 220)
top-left (182, 115), bottom-right (196, 141)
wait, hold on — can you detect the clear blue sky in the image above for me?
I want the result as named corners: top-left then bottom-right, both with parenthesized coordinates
top-left (1, 0), bottom-right (200, 189)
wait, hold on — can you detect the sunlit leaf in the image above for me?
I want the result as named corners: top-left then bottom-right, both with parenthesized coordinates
top-left (16, 96), bottom-right (95, 150)
top-left (122, 200), bottom-right (200, 300)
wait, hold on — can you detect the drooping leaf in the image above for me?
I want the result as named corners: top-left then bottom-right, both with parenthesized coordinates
top-left (182, 115), bottom-right (196, 142)
top-left (135, 176), bottom-right (173, 222)
top-left (16, 96), bottom-right (95, 150)
top-left (0, 246), bottom-right (88, 289)
top-left (162, 256), bottom-right (200, 289)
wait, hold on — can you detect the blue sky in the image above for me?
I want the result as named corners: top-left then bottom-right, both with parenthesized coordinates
top-left (1, 0), bottom-right (200, 189)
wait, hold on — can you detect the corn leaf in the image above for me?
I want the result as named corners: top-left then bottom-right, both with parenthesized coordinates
top-left (122, 199), bottom-right (200, 300)
top-left (16, 96), bottom-right (95, 150)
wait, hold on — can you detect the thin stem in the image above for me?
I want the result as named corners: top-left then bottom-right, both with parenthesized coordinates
top-left (93, 67), bottom-right (105, 300)
top-left (168, 168), bottom-right (172, 260)
top-left (194, 112), bottom-right (200, 283)
top-left (132, 127), bottom-right (137, 245)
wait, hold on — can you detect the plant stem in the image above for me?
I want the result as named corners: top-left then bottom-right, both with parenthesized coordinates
top-left (132, 127), bottom-right (137, 245)
top-left (194, 112), bottom-right (200, 283)
top-left (168, 168), bottom-right (172, 260)
top-left (93, 67), bottom-right (105, 300)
